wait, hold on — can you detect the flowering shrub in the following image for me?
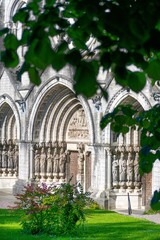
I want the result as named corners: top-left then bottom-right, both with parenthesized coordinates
top-left (14, 180), bottom-right (93, 235)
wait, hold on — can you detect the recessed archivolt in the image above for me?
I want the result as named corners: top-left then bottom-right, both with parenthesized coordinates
top-left (120, 95), bottom-right (144, 111)
top-left (0, 103), bottom-right (17, 141)
top-left (5, 0), bottom-right (26, 22)
top-left (34, 85), bottom-right (75, 141)
top-left (31, 82), bottom-right (92, 144)
top-left (103, 89), bottom-right (151, 144)
top-left (106, 88), bottom-right (151, 114)
top-left (53, 99), bottom-right (81, 142)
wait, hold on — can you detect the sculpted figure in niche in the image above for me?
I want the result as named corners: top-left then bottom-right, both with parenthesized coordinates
top-left (40, 147), bottom-right (46, 174)
top-left (127, 149), bottom-right (134, 182)
top-left (119, 153), bottom-right (127, 182)
top-left (53, 147), bottom-right (59, 173)
top-left (8, 145), bottom-right (14, 169)
top-left (112, 154), bottom-right (119, 182)
top-left (46, 147), bottom-right (53, 173)
top-left (13, 145), bottom-right (19, 170)
top-left (2, 144), bottom-right (8, 168)
top-left (77, 148), bottom-right (84, 174)
top-left (34, 149), bottom-right (40, 173)
top-left (134, 151), bottom-right (140, 182)
top-left (59, 147), bottom-right (66, 174)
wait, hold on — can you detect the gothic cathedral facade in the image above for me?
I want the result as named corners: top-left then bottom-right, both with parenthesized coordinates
top-left (0, 0), bottom-right (160, 210)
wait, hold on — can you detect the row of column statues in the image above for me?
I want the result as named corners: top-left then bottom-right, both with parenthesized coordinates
top-left (34, 141), bottom-right (68, 181)
top-left (33, 141), bottom-right (86, 182)
top-left (112, 146), bottom-right (141, 189)
top-left (0, 140), bottom-right (19, 177)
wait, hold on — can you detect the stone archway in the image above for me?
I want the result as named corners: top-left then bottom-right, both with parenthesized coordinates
top-left (29, 82), bottom-right (93, 191)
top-left (108, 95), bottom-right (152, 209)
top-left (0, 101), bottom-right (19, 187)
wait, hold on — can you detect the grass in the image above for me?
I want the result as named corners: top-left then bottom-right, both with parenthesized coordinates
top-left (0, 209), bottom-right (160, 240)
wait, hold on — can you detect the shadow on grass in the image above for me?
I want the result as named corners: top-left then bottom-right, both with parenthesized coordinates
top-left (79, 221), bottom-right (160, 240)
top-left (85, 209), bottom-right (116, 214)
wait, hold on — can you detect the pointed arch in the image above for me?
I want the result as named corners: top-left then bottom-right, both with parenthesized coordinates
top-left (0, 94), bottom-right (21, 141)
top-left (27, 77), bottom-right (94, 144)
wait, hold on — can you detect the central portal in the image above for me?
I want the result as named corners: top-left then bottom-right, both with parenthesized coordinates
top-left (31, 83), bottom-right (92, 191)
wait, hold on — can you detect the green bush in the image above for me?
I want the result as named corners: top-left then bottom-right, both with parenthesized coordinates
top-left (14, 180), bottom-right (92, 235)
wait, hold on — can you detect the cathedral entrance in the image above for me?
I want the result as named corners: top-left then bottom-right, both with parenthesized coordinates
top-left (109, 96), bottom-right (152, 209)
top-left (0, 101), bottom-right (19, 188)
top-left (31, 82), bottom-right (92, 191)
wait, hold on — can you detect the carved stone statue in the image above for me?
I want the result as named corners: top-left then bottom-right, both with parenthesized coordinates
top-left (46, 147), bottom-right (53, 173)
top-left (77, 148), bottom-right (84, 174)
top-left (8, 145), bottom-right (14, 169)
top-left (134, 152), bottom-right (140, 182)
top-left (112, 155), bottom-right (119, 182)
top-left (34, 150), bottom-right (40, 173)
top-left (13, 145), bottom-right (19, 170)
top-left (53, 148), bottom-right (59, 173)
top-left (119, 156), bottom-right (127, 182)
top-left (2, 145), bottom-right (8, 168)
top-left (59, 147), bottom-right (66, 174)
top-left (127, 151), bottom-right (134, 182)
top-left (40, 147), bottom-right (46, 174)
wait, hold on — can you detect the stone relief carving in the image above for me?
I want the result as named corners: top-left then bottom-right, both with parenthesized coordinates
top-left (67, 109), bottom-right (89, 140)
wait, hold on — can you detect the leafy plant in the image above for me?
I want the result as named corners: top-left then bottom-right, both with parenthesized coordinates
top-left (14, 180), bottom-right (92, 235)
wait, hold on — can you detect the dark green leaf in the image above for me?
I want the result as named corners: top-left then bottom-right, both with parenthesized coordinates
top-left (127, 72), bottom-right (146, 92)
top-left (25, 38), bottom-right (52, 70)
top-left (146, 59), bottom-right (160, 80)
top-left (52, 52), bottom-right (66, 71)
top-left (1, 50), bottom-right (19, 68)
top-left (74, 61), bottom-right (98, 97)
top-left (4, 34), bottom-right (19, 50)
top-left (65, 50), bottom-right (82, 66)
top-left (20, 29), bottom-right (30, 45)
top-left (45, 0), bottom-right (56, 7)
top-left (13, 8), bottom-right (29, 23)
top-left (28, 67), bottom-right (41, 85)
top-left (0, 28), bottom-right (9, 36)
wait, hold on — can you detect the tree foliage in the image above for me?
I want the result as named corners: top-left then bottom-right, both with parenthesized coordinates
top-left (1, 1), bottom-right (160, 180)
top-left (1, 0), bottom-right (160, 94)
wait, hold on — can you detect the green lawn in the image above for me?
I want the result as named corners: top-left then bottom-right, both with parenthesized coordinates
top-left (0, 209), bottom-right (160, 240)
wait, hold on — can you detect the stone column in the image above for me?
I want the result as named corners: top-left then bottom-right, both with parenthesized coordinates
top-left (29, 143), bottom-right (34, 180)
top-left (134, 126), bottom-right (139, 146)
top-left (126, 127), bottom-right (131, 145)
top-left (106, 147), bottom-right (112, 189)
top-left (18, 141), bottom-right (30, 180)
top-left (13, 141), bottom-right (30, 194)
